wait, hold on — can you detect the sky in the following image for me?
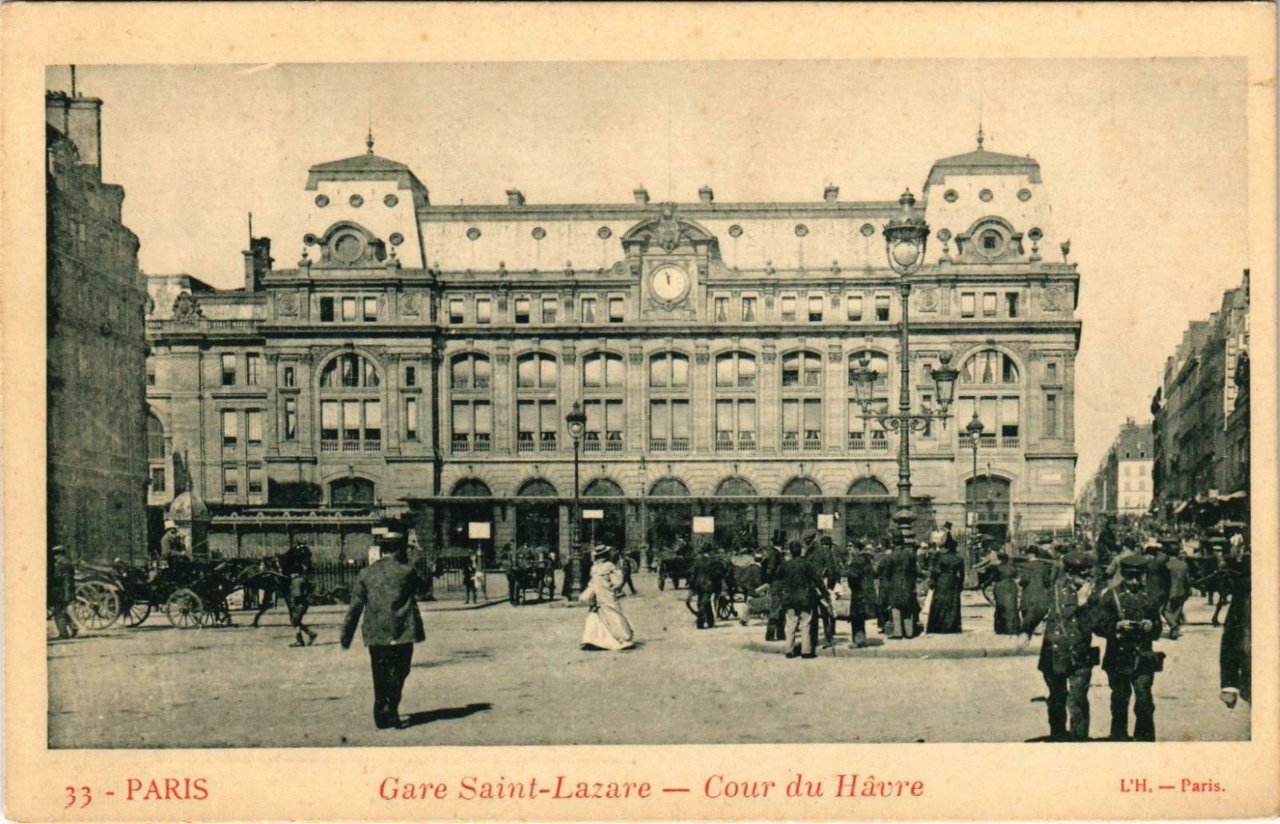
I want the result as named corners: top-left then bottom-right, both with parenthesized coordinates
top-left (46, 60), bottom-right (1249, 496)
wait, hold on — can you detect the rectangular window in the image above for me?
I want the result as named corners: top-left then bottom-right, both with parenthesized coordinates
top-left (404, 396), bottom-right (419, 441)
top-left (581, 297), bottom-right (597, 323)
top-left (319, 297), bottom-right (335, 322)
top-left (1045, 362), bottom-right (1058, 383)
top-left (715, 297), bottom-right (729, 322)
top-left (780, 295), bottom-right (797, 321)
top-left (960, 292), bottom-right (976, 318)
top-left (342, 297), bottom-right (358, 321)
top-left (364, 401), bottom-right (382, 446)
top-left (782, 400), bottom-right (800, 449)
top-left (1044, 394), bottom-right (1058, 437)
top-left (248, 466), bottom-right (264, 496)
top-left (515, 297), bottom-right (531, 324)
top-left (808, 295), bottom-right (824, 322)
top-left (246, 410), bottom-right (263, 445)
top-left (150, 466), bottom-right (166, 493)
top-left (222, 466), bottom-right (240, 496)
top-left (650, 400), bottom-right (671, 444)
top-left (146, 363), bottom-right (156, 387)
top-left (363, 297), bottom-right (378, 322)
top-left (320, 401), bottom-right (339, 445)
top-left (1005, 292), bottom-right (1019, 318)
top-left (1000, 397), bottom-right (1020, 442)
top-left (283, 366), bottom-right (296, 388)
top-left (245, 354), bottom-right (261, 386)
top-left (982, 292), bottom-right (997, 318)
top-left (283, 398), bottom-right (297, 441)
top-left (449, 298), bottom-right (465, 324)
top-left (875, 294), bottom-right (891, 321)
top-left (847, 295), bottom-right (863, 322)
top-left (742, 296), bottom-right (757, 322)
top-left (221, 410), bottom-right (238, 446)
top-left (609, 297), bottom-right (625, 323)
top-left (404, 365), bottom-right (416, 387)
top-left (220, 354), bottom-right (237, 386)
top-left (475, 297), bottom-right (492, 324)
top-left (541, 296), bottom-right (558, 324)
top-left (342, 400), bottom-right (361, 445)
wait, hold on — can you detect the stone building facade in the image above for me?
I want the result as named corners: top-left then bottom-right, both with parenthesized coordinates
top-left (47, 89), bottom-right (150, 560)
top-left (1077, 420), bottom-right (1153, 517)
top-left (1151, 270), bottom-right (1250, 521)
top-left (145, 133), bottom-right (1081, 560)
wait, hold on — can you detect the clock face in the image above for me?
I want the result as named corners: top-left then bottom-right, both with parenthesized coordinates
top-left (650, 266), bottom-right (689, 303)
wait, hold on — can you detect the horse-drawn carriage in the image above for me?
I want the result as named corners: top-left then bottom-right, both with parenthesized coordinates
top-left (656, 551), bottom-right (694, 590)
top-left (70, 556), bottom-right (257, 630)
top-left (506, 557), bottom-right (555, 605)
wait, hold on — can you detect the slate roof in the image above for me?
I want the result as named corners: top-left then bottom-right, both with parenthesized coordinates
top-left (926, 148), bottom-right (1042, 185)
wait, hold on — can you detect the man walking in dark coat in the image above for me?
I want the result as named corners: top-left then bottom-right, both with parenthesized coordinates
top-left (1019, 547), bottom-right (1055, 633)
top-left (761, 543), bottom-right (787, 641)
top-left (1022, 551), bottom-right (1099, 741)
top-left (926, 541), bottom-right (965, 634)
top-left (340, 533), bottom-right (430, 730)
top-left (884, 542), bottom-right (919, 639)
top-left (844, 546), bottom-right (877, 648)
top-left (1163, 548), bottom-right (1190, 639)
top-left (1096, 554), bottom-right (1163, 741)
top-left (690, 546), bottom-right (722, 629)
top-left (993, 554), bottom-right (1021, 635)
top-left (777, 543), bottom-right (824, 658)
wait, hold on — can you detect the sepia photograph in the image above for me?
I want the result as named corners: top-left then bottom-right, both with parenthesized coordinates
top-left (42, 56), bottom-right (1256, 750)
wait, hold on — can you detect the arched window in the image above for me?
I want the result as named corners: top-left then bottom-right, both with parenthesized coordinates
top-left (450, 354), bottom-right (492, 453)
top-left (781, 350), bottom-right (822, 452)
top-left (146, 413), bottom-right (165, 461)
top-left (714, 352), bottom-right (757, 452)
top-left (516, 353), bottom-right (558, 453)
top-left (847, 350), bottom-right (891, 453)
top-left (319, 354), bottom-right (382, 452)
top-left (320, 353), bottom-right (380, 388)
top-left (649, 353), bottom-right (690, 453)
top-left (330, 476), bottom-right (375, 507)
top-left (582, 353), bottom-right (625, 453)
top-left (961, 349), bottom-right (1020, 385)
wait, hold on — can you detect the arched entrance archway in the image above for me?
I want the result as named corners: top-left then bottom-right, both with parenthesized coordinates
top-left (845, 477), bottom-right (892, 543)
top-left (712, 477), bottom-right (757, 550)
top-left (330, 477), bottom-right (375, 507)
top-left (779, 477), bottom-right (823, 544)
top-left (966, 475), bottom-right (1012, 542)
top-left (582, 478), bottom-right (626, 548)
top-left (647, 477), bottom-right (691, 551)
top-left (515, 479), bottom-right (559, 550)
top-left (446, 478), bottom-right (495, 563)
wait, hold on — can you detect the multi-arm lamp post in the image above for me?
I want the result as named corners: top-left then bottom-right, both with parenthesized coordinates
top-left (850, 189), bottom-right (960, 549)
top-left (965, 411), bottom-right (986, 532)
top-left (565, 400), bottom-right (588, 596)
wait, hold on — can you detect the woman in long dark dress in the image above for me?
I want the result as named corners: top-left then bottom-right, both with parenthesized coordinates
top-left (993, 555), bottom-right (1021, 635)
top-left (925, 546), bottom-right (965, 633)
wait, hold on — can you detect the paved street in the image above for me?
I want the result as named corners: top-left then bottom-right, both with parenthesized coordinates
top-left (48, 572), bottom-right (1249, 747)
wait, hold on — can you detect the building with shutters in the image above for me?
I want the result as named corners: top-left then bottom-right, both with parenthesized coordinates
top-left (145, 129), bottom-right (1081, 560)
top-left (1077, 419), bottom-right (1154, 518)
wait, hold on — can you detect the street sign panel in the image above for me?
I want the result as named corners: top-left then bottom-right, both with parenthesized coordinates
top-left (582, 509), bottom-right (605, 520)
top-left (692, 516), bottom-right (715, 534)
top-left (468, 521), bottom-right (492, 540)
top-left (817, 513), bottom-right (835, 531)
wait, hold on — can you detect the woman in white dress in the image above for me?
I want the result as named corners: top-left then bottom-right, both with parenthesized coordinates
top-left (580, 546), bottom-right (636, 650)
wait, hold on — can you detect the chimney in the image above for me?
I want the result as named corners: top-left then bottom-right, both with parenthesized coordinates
top-left (823, 184), bottom-right (839, 203)
top-left (505, 189), bottom-right (525, 207)
top-left (633, 187), bottom-right (650, 205)
top-left (243, 237), bottom-right (273, 291)
top-left (698, 186), bottom-right (714, 204)
top-left (46, 91), bottom-right (103, 173)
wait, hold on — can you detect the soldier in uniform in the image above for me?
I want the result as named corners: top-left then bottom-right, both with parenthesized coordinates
top-left (1096, 554), bottom-right (1164, 741)
top-left (690, 545), bottom-right (722, 629)
top-left (1022, 551), bottom-right (1099, 742)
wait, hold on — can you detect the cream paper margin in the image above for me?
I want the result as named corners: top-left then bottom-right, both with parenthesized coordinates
top-left (2, 3), bottom-right (1276, 821)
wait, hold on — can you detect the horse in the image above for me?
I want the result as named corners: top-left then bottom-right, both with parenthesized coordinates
top-left (242, 545), bottom-right (313, 627)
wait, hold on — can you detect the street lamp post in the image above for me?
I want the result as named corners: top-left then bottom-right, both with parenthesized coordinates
top-left (850, 189), bottom-right (959, 548)
top-left (964, 411), bottom-right (985, 533)
top-left (565, 401), bottom-right (587, 596)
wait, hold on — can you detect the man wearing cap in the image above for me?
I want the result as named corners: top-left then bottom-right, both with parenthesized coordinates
top-left (157, 520), bottom-right (183, 561)
top-left (340, 533), bottom-right (430, 730)
top-left (1022, 551), bottom-right (1100, 741)
top-left (690, 544), bottom-right (722, 629)
top-left (48, 545), bottom-right (78, 639)
top-left (1096, 554), bottom-right (1164, 741)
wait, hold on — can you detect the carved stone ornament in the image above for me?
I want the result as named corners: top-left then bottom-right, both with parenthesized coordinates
top-left (762, 349), bottom-right (777, 365)
top-left (172, 291), bottom-right (203, 322)
top-left (695, 350), bottom-right (711, 365)
top-left (917, 287), bottom-right (939, 312)
top-left (655, 203), bottom-right (685, 253)
top-left (1042, 286), bottom-right (1066, 312)
top-left (495, 352), bottom-right (511, 366)
top-left (629, 350), bottom-right (645, 365)
top-left (278, 292), bottom-right (299, 316)
top-left (402, 291), bottom-right (420, 315)
top-left (828, 347), bottom-right (843, 363)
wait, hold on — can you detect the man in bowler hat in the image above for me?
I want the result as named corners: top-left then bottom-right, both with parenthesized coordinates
top-left (340, 532), bottom-right (430, 729)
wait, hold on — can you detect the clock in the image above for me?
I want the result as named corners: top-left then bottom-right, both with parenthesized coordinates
top-left (650, 265), bottom-right (690, 303)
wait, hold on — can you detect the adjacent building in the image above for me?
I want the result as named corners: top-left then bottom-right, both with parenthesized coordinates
top-left (145, 130), bottom-right (1081, 560)
top-left (1151, 270), bottom-right (1250, 523)
top-left (1077, 419), bottom-right (1153, 517)
top-left (47, 88), bottom-right (150, 560)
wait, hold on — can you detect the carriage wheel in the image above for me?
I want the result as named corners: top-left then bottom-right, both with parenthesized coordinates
top-left (71, 582), bottom-right (121, 630)
top-left (981, 580), bottom-right (996, 606)
top-left (716, 593), bottom-right (737, 621)
top-left (684, 592), bottom-right (698, 616)
top-left (121, 599), bottom-right (151, 628)
top-left (165, 589), bottom-right (204, 629)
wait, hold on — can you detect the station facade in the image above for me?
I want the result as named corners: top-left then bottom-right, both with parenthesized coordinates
top-left (145, 132), bottom-right (1080, 560)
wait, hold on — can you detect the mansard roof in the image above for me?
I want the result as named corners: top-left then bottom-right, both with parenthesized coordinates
top-left (926, 148), bottom-right (1042, 186)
